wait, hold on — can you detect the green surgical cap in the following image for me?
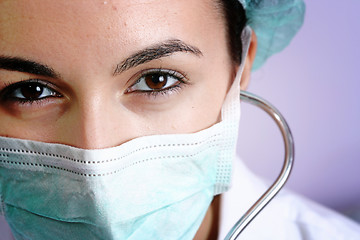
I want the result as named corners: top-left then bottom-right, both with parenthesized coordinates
top-left (239, 0), bottom-right (306, 70)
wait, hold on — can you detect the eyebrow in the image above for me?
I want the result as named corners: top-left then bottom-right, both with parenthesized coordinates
top-left (0, 39), bottom-right (202, 78)
top-left (113, 39), bottom-right (203, 75)
top-left (0, 56), bottom-right (59, 78)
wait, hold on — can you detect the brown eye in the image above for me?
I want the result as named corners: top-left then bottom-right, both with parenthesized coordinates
top-left (1, 80), bottom-right (61, 102)
top-left (20, 83), bottom-right (44, 99)
top-left (126, 69), bottom-right (185, 94)
top-left (144, 74), bottom-right (167, 90)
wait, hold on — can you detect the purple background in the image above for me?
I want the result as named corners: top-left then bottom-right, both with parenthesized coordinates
top-left (238, 0), bottom-right (360, 212)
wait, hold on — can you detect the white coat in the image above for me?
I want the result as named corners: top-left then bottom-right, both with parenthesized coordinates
top-left (219, 156), bottom-right (360, 239)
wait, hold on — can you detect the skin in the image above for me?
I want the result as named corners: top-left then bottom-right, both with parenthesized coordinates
top-left (0, 0), bottom-right (257, 238)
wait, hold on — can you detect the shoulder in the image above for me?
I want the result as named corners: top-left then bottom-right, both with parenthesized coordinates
top-left (219, 158), bottom-right (360, 240)
top-left (257, 189), bottom-right (360, 239)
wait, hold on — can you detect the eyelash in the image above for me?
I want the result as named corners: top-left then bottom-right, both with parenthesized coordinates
top-left (0, 69), bottom-right (188, 105)
top-left (0, 79), bottom-right (62, 105)
top-left (126, 68), bottom-right (189, 97)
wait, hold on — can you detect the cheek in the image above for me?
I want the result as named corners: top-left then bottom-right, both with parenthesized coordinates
top-left (133, 78), bottom-right (232, 135)
top-left (0, 99), bottom-right (67, 139)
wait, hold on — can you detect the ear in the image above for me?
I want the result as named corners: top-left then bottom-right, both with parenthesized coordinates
top-left (240, 30), bottom-right (257, 90)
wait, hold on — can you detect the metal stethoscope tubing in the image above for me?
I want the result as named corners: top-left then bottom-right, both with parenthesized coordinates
top-left (224, 91), bottom-right (295, 240)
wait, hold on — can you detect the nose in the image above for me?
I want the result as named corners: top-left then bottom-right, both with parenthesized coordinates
top-left (58, 92), bottom-right (137, 149)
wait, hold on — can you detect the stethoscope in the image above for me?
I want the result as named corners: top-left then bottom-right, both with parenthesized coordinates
top-left (225, 91), bottom-right (295, 239)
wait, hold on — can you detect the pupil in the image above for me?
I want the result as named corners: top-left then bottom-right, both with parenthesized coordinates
top-left (21, 83), bottom-right (43, 99)
top-left (145, 74), bottom-right (167, 90)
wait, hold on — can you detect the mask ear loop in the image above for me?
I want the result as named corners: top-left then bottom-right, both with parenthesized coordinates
top-left (224, 91), bottom-right (295, 240)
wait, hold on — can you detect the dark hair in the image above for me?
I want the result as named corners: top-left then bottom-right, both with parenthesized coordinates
top-left (217, 0), bottom-right (247, 64)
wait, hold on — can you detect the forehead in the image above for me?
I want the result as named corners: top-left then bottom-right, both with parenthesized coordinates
top-left (0, 0), bottom-right (224, 67)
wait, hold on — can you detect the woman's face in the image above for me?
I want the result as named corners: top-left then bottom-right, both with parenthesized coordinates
top-left (0, 0), bottom-right (235, 149)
